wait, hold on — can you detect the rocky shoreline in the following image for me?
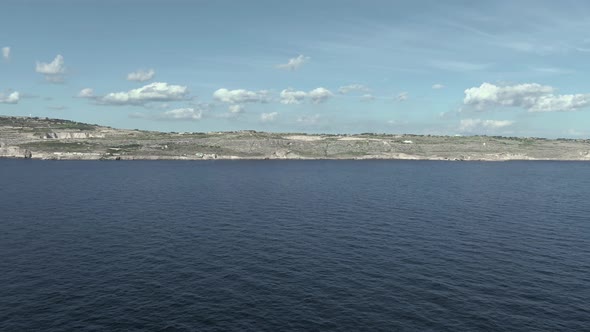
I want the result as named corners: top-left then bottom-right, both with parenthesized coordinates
top-left (0, 151), bottom-right (566, 161)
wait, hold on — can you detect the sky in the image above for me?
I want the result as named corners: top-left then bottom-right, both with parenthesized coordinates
top-left (2, 0), bottom-right (590, 137)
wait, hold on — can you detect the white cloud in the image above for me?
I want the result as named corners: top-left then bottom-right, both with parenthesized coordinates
top-left (463, 82), bottom-right (590, 112)
top-left (361, 94), bottom-right (375, 102)
top-left (159, 108), bottom-right (202, 121)
top-left (395, 92), bottom-right (409, 102)
top-left (459, 119), bottom-right (514, 132)
top-left (531, 94), bottom-right (590, 112)
top-left (127, 69), bottom-right (155, 82)
top-left (78, 88), bottom-right (94, 98)
top-left (100, 82), bottom-right (189, 105)
top-left (432, 84), bottom-right (445, 89)
top-left (280, 88), bottom-right (307, 104)
top-left (0, 91), bottom-right (19, 104)
top-left (338, 84), bottom-right (370, 94)
top-left (213, 88), bottom-right (270, 104)
top-left (276, 54), bottom-right (310, 71)
top-left (36, 54), bottom-right (65, 74)
top-left (297, 114), bottom-right (320, 125)
top-left (35, 54), bottom-right (66, 83)
top-left (2, 47), bottom-right (10, 60)
top-left (280, 87), bottom-right (334, 104)
top-left (228, 104), bottom-right (244, 113)
top-left (308, 87), bottom-right (333, 104)
top-left (260, 112), bottom-right (278, 122)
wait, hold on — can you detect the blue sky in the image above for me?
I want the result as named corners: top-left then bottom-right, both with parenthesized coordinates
top-left (2, 0), bottom-right (590, 137)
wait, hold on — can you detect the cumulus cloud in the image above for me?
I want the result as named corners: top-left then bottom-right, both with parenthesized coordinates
top-left (279, 87), bottom-right (334, 104)
top-left (36, 55), bottom-right (65, 74)
top-left (127, 69), bottom-right (155, 82)
top-left (78, 88), bottom-right (94, 98)
top-left (228, 104), bottom-right (244, 113)
top-left (459, 119), bottom-right (514, 132)
top-left (0, 91), bottom-right (19, 104)
top-left (213, 88), bottom-right (270, 104)
top-left (2, 47), bottom-right (10, 60)
top-left (308, 87), bottom-right (333, 104)
top-left (395, 92), bottom-right (409, 102)
top-left (276, 55), bottom-right (310, 71)
top-left (338, 84), bottom-right (370, 94)
top-left (463, 82), bottom-right (590, 112)
top-left (36, 55), bottom-right (66, 82)
top-left (159, 108), bottom-right (202, 121)
top-left (432, 84), bottom-right (445, 89)
top-left (280, 88), bottom-right (307, 104)
top-left (260, 112), bottom-right (278, 122)
top-left (99, 82), bottom-right (189, 105)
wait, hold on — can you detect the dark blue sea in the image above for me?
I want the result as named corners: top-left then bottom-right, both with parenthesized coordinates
top-left (1, 160), bottom-right (589, 331)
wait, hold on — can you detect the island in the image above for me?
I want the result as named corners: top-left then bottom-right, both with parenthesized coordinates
top-left (1, 116), bottom-right (589, 161)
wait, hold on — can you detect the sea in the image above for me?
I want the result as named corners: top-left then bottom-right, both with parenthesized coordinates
top-left (0, 160), bottom-right (588, 331)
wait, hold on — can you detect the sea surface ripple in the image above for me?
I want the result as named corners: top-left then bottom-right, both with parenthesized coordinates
top-left (0, 160), bottom-right (589, 331)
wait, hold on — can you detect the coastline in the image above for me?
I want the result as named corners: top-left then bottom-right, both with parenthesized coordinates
top-left (2, 116), bottom-right (590, 162)
top-left (0, 153), bottom-right (586, 162)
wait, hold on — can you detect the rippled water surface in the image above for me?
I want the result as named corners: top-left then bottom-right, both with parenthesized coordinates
top-left (1, 160), bottom-right (589, 331)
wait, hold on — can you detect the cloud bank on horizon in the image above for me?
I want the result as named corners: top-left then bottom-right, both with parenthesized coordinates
top-left (2, 0), bottom-right (590, 138)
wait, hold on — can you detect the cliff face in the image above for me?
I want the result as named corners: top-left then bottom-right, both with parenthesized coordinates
top-left (1, 115), bottom-right (590, 161)
top-left (0, 145), bottom-right (28, 158)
